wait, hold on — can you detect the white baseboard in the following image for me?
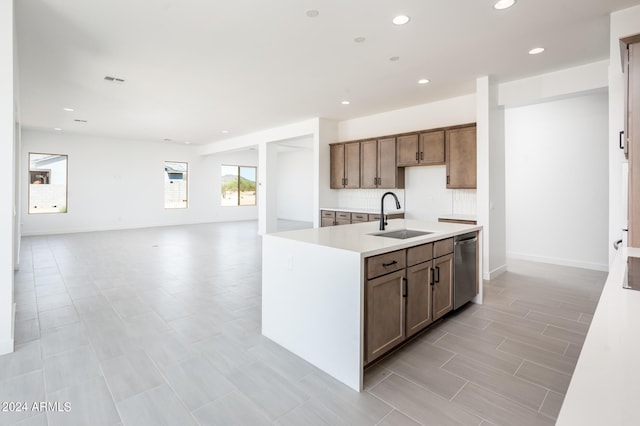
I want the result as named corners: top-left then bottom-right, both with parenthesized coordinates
top-left (507, 251), bottom-right (609, 272)
top-left (489, 264), bottom-right (508, 280)
top-left (0, 303), bottom-right (15, 356)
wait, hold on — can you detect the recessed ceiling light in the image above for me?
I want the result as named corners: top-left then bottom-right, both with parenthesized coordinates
top-left (63, 108), bottom-right (74, 112)
top-left (418, 79), bottom-right (430, 84)
top-left (354, 36), bottom-right (366, 43)
top-left (494, 0), bottom-right (516, 10)
top-left (54, 128), bottom-right (62, 131)
top-left (341, 100), bottom-right (350, 105)
top-left (529, 47), bottom-right (545, 55)
top-left (305, 9), bottom-right (319, 18)
top-left (184, 141), bottom-right (191, 145)
top-left (389, 56), bottom-right (400, 62)
top-left (221, 130), bottom-right (229, 134)
top-left (392, 15), bottom-right (410, 25)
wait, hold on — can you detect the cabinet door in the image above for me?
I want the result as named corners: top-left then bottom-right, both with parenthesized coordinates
top-left (360, 140), bottom-right (378, 189)
top-left (446, 126), bottom-right (477, 189)
top-left (630, 41), bottom-right (640, 247)
top-left (330, 144), bottom-right (345, 189)
top-left (321, 218), bottom-right (335, 227)
top-left (406, 261), bottom-right (433, 338)
top-left (420, 130), bottom-right (445, 165)
top-left (366, 269), bottom-right (406, 364)
top-left (397, 134), bottom-right (419, 166)
top-left (378, 137), bottom-right (399, 189)
top-left (432, 253), bottom-right (453, 320)
top-left (344, 142), bottom-right (361, 189)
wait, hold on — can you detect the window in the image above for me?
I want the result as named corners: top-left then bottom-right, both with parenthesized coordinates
top-left (164, 161), bottom-right (188, 208)
top-left (221, 165), bottom-right (257, 206)
top-left (29, 153), bottom-right (68, 214)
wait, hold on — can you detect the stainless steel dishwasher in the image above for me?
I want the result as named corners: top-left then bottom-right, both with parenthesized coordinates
top-left (453, 232), bottom-right (478, 309)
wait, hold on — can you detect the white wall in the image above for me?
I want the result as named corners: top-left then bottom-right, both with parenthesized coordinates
top-left (337, 94), bottom-right (477, 220)
top-left (1, 0), bottom-right (16, 355)
top-left (505, 91), bottom-right (609, 271)
top-left (277, 148), bottom-right (314, 222)
top-left (21, 129), bottom-right (257, 235)
top-left (610, 5), bottom-right (640, 262)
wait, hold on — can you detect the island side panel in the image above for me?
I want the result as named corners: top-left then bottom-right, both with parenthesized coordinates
top-left (262, 235), bottom-right (364, 391)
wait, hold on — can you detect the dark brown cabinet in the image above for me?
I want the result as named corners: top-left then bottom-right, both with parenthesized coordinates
top-left (624, 35), bottom-right (640, 247)
top-left (446, 125), bottom-right (477, 189)
top-left (320, 210), bottom-right (404, 227)
top-left (364, 237), bottom-right (455, 364)
top-left (361, 137), bottom-right (404, 189)
top-left (397, 131), bottom-right (445, 167)
top-left (330, 142), bottom-right (360, 189)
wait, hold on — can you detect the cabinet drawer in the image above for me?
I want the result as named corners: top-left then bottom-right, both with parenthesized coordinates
top-left (368, 213), bottom-right (405, 222)
top-left (367, 250), bottom-right (406, 279)
top-left (407, 243), bottom-right (433, 266)
top-left (351, 213), bottom-right (368, 222)
top-left (434, 238), bottom-right (454, 258)
top-left (321, 210), bottom-right (336, 219)
top-left (336, 212), bottom-right (350, 220)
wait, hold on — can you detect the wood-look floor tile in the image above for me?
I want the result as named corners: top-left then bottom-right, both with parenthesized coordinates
top-left (438, 319), bottom-right (505, 346)
top-left (273, 398), bottom-right (343, 426)
top-left (48, 376), bottom-right (121, 426)
top-left (525, 310), bottom-right (589, 335)
top-left (381, 344), bottom-right (465, 400)
top-left (452, 382), bottom-right (554, 426)
top-left (511, 300), bottom-right (581, 321)
top-left (497, 339), bottom-right (576, 375)
top-left (369, 374), bottom-right (481, 425)
top-left (116, 384), bottom-right (195, 426)
top-left (515, 360), bottom-right (571, 394)
top-left (442, 355), bottom-right (547, 411)
top-left (194, 391), bottom-right (272, 426)
top-left (225, 361), bottom-right (310, 421)
top-left (539, 390), bottom-right (565, 420)
top-left (543, 325), bottom-right (586, 345)
top-left (564, 343), bottom-right (582, 359)
top-left (377, 410), bottom-right (422, 426)
top-left (486, 322), bottom-right (568, 354)
top-left (434, 333), bottom-right (523, 375)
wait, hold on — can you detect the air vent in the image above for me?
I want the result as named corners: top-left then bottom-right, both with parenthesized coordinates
top-left (74, 119), bottom-right (88, 123)
top-left (104, 76), bottom-right (125, 84)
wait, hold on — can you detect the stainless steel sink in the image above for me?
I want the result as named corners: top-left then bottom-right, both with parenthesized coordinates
top-left (370, 229), bottom-right (433, 239)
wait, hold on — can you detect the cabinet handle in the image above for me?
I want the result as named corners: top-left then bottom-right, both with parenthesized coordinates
top-left (402, 277), bottom-right (408, 298)
top-left (420, 151), bottom-right (424, 160)
top-left (620, 130), bottom-right (625, 150)
top-left (435, 266), bottom-right (440, 283)
top-left (416, 152), bottom-right (419, 161)
top-left (382, 260), bottom-right (398, 267)
top-left (446, 176), bottom-right (450, 185)
top-left (430, 268), bottom-right (435, 286)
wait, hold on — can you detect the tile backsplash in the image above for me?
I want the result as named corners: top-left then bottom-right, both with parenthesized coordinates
top-left (452, 189), bottom-right (477, 215)
top-left (337, 189), bottom-right (406, 212)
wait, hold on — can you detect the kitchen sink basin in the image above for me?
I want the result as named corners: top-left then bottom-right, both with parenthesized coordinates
top-left (370, 229), bottom-right (433, 239)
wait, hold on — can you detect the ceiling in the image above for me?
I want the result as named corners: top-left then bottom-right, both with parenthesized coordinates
top-left (15, 0), bottom-right (640, 146)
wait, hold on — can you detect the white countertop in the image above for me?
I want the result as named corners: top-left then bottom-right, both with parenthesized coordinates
top-left (320, 207), bottom-right (405, 215)
top-left (557, 246), bottom-right (640, 425)
top-left (266, 219), bottom-right (481, 257)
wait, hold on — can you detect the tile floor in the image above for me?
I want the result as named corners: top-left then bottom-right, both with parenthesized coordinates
top-left (1, 221), bottom-right (606, 425)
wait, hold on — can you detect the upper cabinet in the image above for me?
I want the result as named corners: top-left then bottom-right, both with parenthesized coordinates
top-left (624, 35), bottom-right (640, 247)
top-left (446, 125), bottom-right (477, 189)
top-left (330, 122), bottom-right (476, 190)
top-left (397, 131), bottom-right (445, 167)
top-left (330, 142), bottom-right (360, 189)
top-left (361, 137), bottom-right (405, 189)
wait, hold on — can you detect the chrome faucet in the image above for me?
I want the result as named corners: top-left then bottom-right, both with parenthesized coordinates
top-left (380, 192), bottom-right (401, 231)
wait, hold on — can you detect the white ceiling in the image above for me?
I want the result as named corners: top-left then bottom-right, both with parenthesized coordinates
top-left (15, 0), bottom-right (640, 146)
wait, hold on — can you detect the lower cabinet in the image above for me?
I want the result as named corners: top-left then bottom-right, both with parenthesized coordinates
top-left (320, 209), bottom-right (405, 227)
top-left (365, 238), bottom-right (454, 365)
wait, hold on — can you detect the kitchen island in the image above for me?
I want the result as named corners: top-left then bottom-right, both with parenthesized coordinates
top-left (557, 246), bottom-right (640, 425)
top-left (261, 219), bottom-right (482, 391)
